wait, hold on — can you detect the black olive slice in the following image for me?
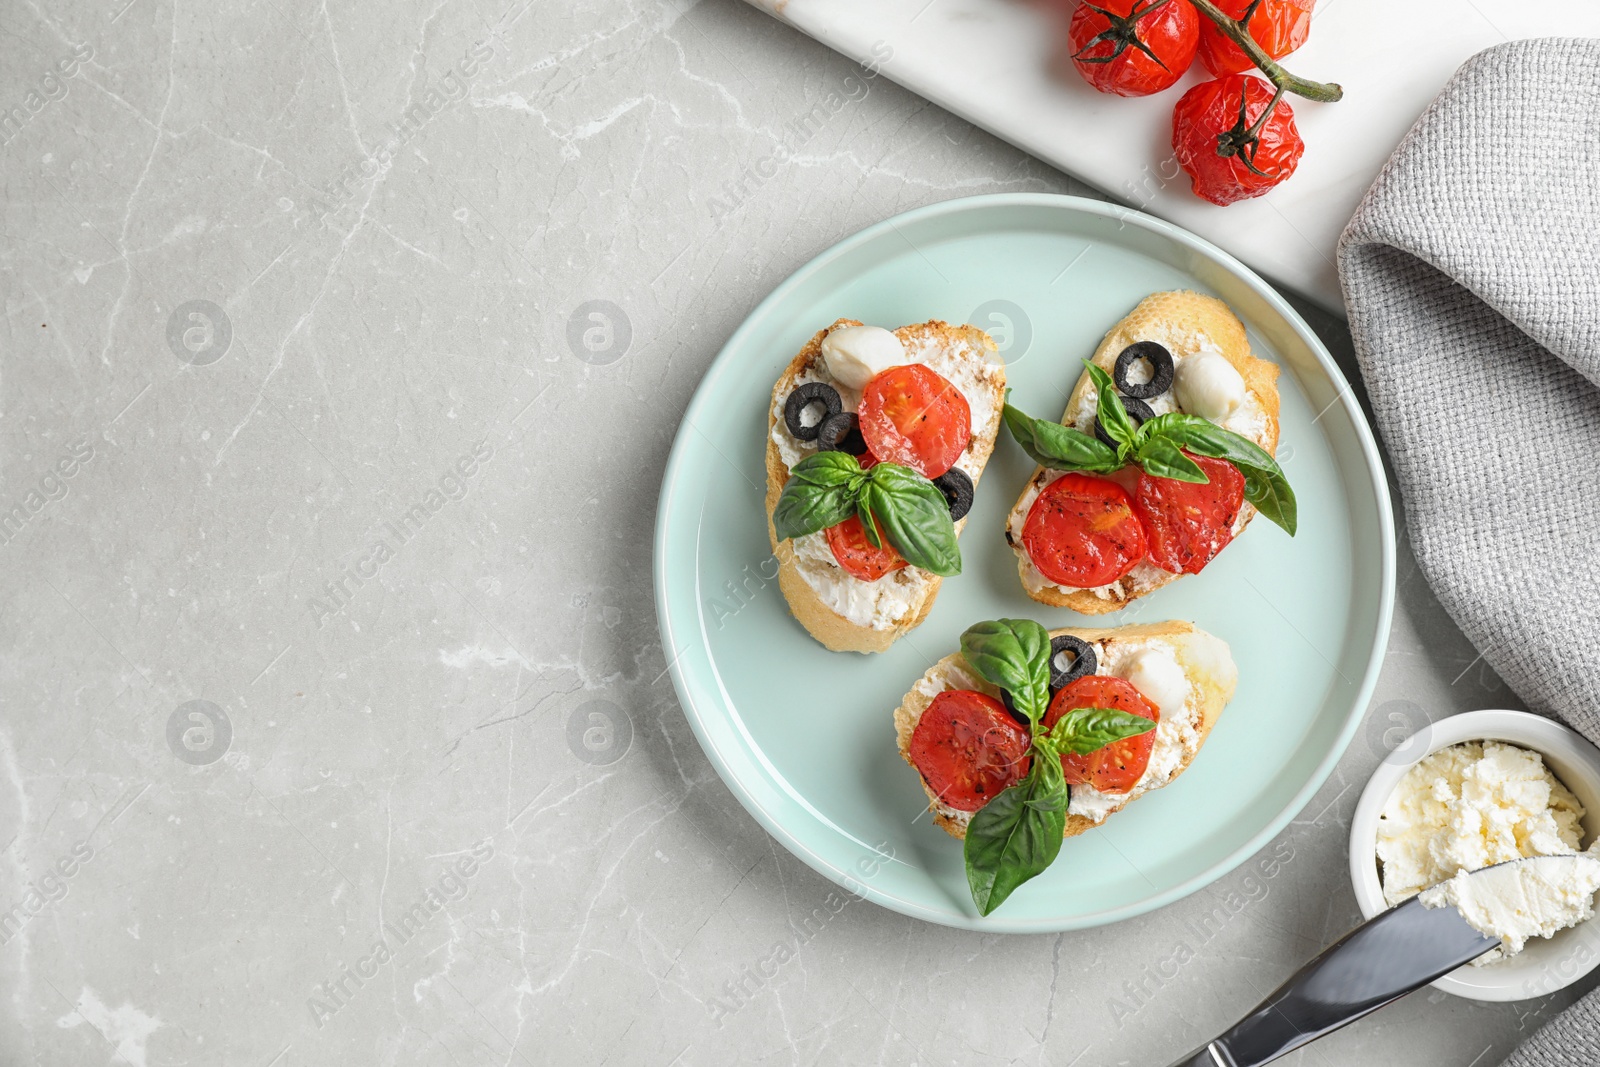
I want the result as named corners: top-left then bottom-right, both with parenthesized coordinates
top-left (817, 411), bottom-right (866, 455)
top-left (1047, 635), bottom-right (1097, 693)
top-left (932, 466), bottom-right (974, 521)
top-left (1114, 342), bottom-right (1175, 400)
top-left (1094, 396), bottom-right (1155, 448)
top-left (783, 382), bottom-right (842, 441)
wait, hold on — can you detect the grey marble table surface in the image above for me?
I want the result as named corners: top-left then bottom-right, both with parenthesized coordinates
top-left (3, 1), bottom-right (1592, 1065)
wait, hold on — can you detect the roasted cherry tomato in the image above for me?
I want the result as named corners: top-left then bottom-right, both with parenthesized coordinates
top-left (1132, 451), bottom-right (1246, 574)
top-left (1068, 0), bottom-right (1199, 98)
top-left (1172, 74), bottom-right (1304, 205)
top-left (1197, 0), bottom-right (1314, 77)
top-left (1021, 473), bottom-right (1148, 588)
top-left (858, 364), bottom-right (971, 478)
top-left (909, 690), bottom-right (1032, 812)
top-left (1046, 675), bottom-right (1158, 795)
top-left (825, 512), bottom-right (906, 581)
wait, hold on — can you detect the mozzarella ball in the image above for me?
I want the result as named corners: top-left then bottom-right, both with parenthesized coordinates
top-left (1119, 648), bottom-right (1189, 719)
top-left (1174, 350), bottom-right (1247, 421)
top-left (821, 325), bottom-right (907, 390)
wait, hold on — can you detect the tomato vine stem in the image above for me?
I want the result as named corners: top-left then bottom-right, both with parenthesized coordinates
top-left (1187, 0), bottom-right (1343, 102)
top-left (1072, 0), bottom-right (1178, 70)
top-left (1217, 82), bottom-right (1288, 175)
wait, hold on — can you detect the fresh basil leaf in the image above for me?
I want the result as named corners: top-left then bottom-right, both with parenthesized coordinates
top-left (862, 464), bottom-right (961, 577)
top-left (771, 451), bottom-right (865, 541)
top-left (1240, 466), bottom-right (1297, 537)
top-left (773, 485), bottom-right (858, 542)
top-left (1141, 413), bottom-right (1274, 468)
top-left (1083, 361), bottom-right (1135, 454)
top-left (1134, 435), bottom-right (1208, 484)
top-left (960, 619), bottom-right (1052, 726)
top-left (1002, 403), bottom-right (1121, 473)
top-left (856, 499), bottom-right (881, 549)
top-left (1046, 707), bottom-right (1157, 756)
top-left (1032, 739), bottom-right (1066, 795)
top-left (789, 448), bottom-right (865, 487)
top-left (1142, 413), bottom-right (1297, 535)
top-left (964, 758), bottom-right (1067, 916)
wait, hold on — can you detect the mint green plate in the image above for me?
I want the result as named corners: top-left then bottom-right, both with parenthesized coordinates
top-left (653, 194), bottom-right (1393, 932)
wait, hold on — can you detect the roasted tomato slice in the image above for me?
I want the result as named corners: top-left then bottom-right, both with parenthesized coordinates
top-left (825, 512), bottom-right (906, 581)
top-left (1046, 675), bottom-right (1158, 795)
top-left (1021, 473), bottom-right (1148, 588)
top-left (909, 690), bottom-right (1031, 812)
top-left (858, 364), bottom-right (971, 478)
top-left (1132, 451), bottom-right (1246, 575)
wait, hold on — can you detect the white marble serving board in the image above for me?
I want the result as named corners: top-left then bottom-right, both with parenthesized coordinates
top-left (745, 0), bottom-right (1600, 311)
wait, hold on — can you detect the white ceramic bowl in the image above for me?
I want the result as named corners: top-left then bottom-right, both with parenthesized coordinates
top-left (1348, 709), bottom-right (1600, 1002)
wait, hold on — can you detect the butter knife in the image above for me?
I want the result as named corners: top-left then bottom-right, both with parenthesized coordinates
top-left (1163, 862), bottom-right (1538, 1067)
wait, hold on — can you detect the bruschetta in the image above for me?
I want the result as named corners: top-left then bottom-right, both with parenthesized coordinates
top-left (893, 617), bottom-right (1237, 913)
top-left (766, 319), bottom-right (1005, 653)
top-left (1002, 291), bottom-right (1292, 614)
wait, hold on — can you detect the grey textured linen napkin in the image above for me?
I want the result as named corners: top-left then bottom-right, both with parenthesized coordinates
top-left (1337, 37), bottom-right (1600, 1064)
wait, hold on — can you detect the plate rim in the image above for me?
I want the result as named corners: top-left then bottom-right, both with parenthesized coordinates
top-left (652, 191), bottom-right (1396, 932)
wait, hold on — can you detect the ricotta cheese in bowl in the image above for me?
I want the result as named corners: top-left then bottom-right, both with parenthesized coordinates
top-left (1348, 709), bottom-right (1600, 1000)
top-left (1376, 740), bottom-right (1600, 963)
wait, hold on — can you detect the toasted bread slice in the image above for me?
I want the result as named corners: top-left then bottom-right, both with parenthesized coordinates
top-left (893, 620), bottom-right (1237, 839)
top-left (766, 319), bottom-right (1005, 653)
top-left (1005, 291), bottom-right (1281, 614)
